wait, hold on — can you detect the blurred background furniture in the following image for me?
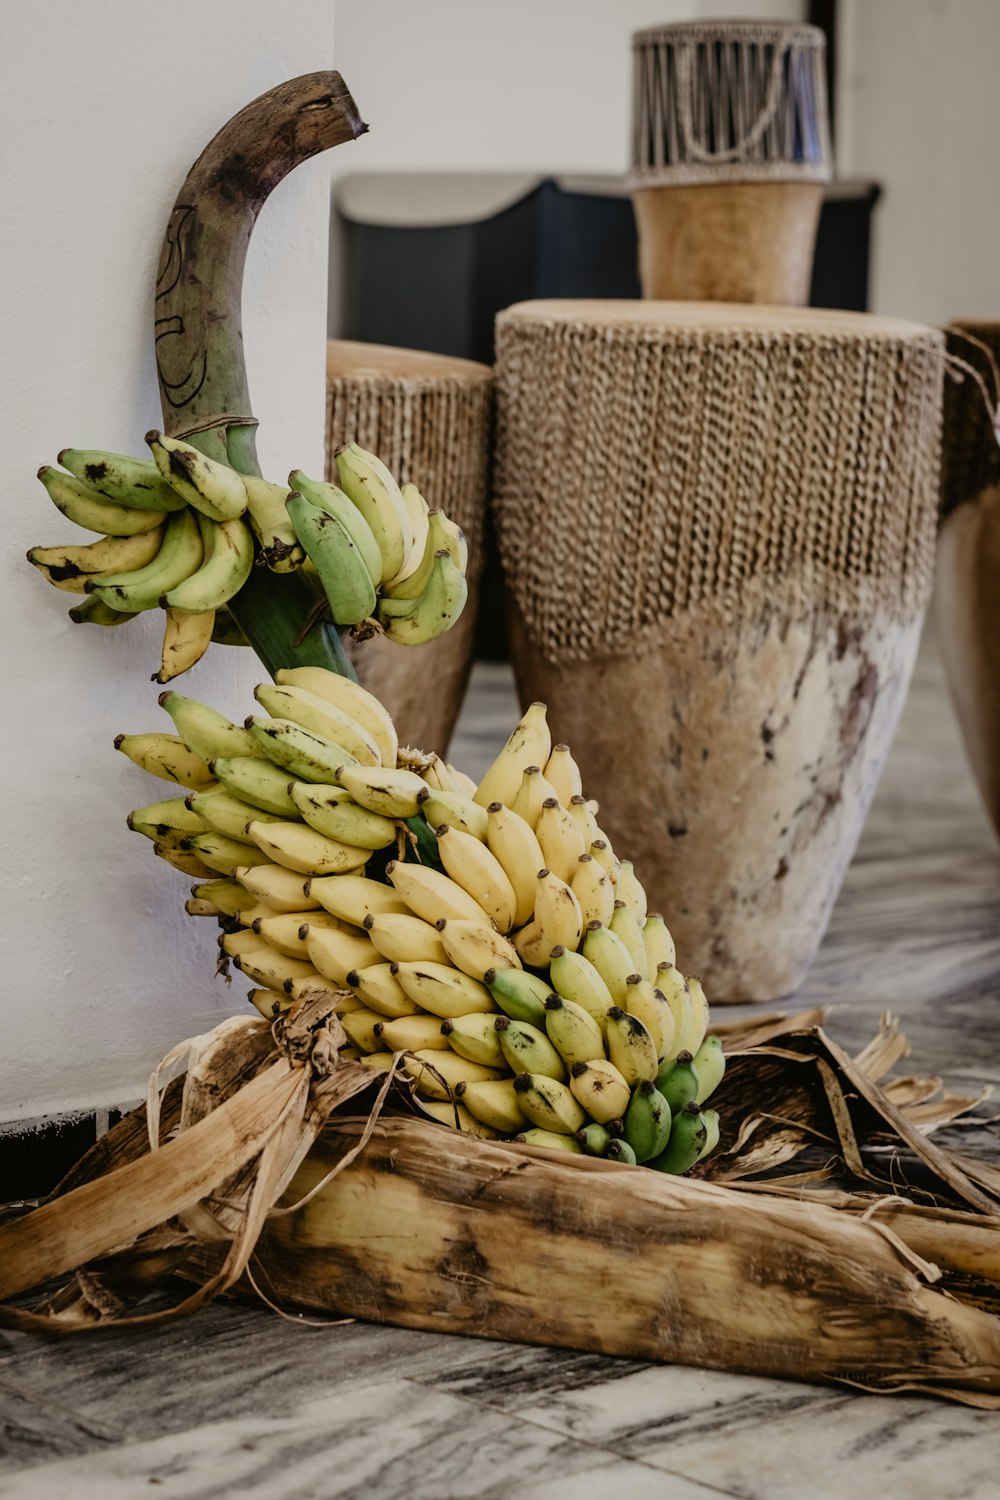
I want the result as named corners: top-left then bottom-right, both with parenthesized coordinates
top-left (936, 321), bottom-right (1000, 844)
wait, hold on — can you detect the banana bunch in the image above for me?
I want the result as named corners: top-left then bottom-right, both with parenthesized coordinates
top-left (28, 437), bottom-right (468, 681)
top-left (117, 670), bottom-right (724, 1175)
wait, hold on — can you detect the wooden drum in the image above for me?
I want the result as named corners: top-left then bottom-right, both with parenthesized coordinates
top-left (325, 340), bottom-right (492, 754)
top-left (630, 21), bottom-right (832, 304)
top-left (494, 301), bottom-right (943, 1001)
top-left (936, 322), bottom-right (1000, 842)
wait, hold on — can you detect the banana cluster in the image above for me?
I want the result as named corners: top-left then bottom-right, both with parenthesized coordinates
top-left (118, 671), bottom-right (724, 1174)
top-left (28, 436), bottom-right (468, 681)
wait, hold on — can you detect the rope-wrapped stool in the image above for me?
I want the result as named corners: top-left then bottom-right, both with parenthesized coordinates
top-left (494, 301), bottom-right (943, 1001)
top-left (629, 20), bottom-right (832, 303)
top-left (936, 321), bottom-right (1000, 843)
top-left (325, 340), bottom-right (492, 754)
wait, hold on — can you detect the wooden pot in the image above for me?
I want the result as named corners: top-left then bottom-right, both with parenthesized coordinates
top-left (632, 181), bottom-right (824, 304)
top-left (936, 321), bottom-right (1000, 843)
top-left (493, 301), bottom-right (943, 1001)
top-left (326, 341), bottom-right (493, 754)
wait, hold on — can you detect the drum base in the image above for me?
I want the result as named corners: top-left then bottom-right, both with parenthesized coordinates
top-left (508, 582), bottom-right (923, 1002)
top-left (632, 182), bottom-right (824, 305)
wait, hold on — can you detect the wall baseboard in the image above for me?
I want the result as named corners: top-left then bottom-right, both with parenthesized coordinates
top-left (1, 1104), bottom-right (139, 1203)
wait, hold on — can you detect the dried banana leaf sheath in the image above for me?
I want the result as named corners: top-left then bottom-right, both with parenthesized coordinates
top-left (253, 1117), bottom-right (1000, 1404)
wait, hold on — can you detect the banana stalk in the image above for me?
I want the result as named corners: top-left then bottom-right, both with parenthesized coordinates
top-left (153, 74), bottom-right (367, 680)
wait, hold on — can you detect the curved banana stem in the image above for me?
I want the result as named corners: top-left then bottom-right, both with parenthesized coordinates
top-left (153, 73), bottom-right (368, 678)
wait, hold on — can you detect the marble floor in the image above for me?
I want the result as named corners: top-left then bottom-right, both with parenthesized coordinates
top-left (1, 620), bottom-right (999, 1499)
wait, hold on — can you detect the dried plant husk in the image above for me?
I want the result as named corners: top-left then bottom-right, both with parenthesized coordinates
top-left (0, 999), bottom-right (997, 1407)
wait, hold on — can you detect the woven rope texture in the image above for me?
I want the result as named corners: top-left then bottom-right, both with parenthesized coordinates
top-left (493, 312), bottom-right (943, 665)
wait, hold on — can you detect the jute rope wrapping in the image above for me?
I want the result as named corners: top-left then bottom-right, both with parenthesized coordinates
top-left (495, 313), bottom-right (941, 665)
top-left (935, 321), bottom-right (1000, 842)
top-left (494, 302), bottom-right (943, 1001)
top-left (325, 343), bottom-right (492, 753)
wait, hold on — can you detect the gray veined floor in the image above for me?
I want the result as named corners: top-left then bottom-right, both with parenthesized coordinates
top-left (2, 619), bottom-right (999, 1500)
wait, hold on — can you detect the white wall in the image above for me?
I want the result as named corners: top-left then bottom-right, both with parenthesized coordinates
top-left (329, 0), bottom-right (805, 329)
top-left (0, 0), bottom-right (342, 1125)
top-left (837, 0), bottom-right (1000, 325)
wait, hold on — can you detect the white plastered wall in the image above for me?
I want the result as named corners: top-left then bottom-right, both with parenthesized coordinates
top-left (837, 0), bottom-right (1000, 324)
top-left (0, 0), bottom-right (351, 1124)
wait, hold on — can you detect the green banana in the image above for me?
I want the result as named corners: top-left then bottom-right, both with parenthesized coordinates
top-left (90, 506), bottom-right (203, 612)
top-left (285, 491), bottom-right (377, 627)
top-left (68, 595), bottom-right (133, 626)
top-left (147, 430), bottom-right (248, 521)
top-left (210, 754), bottom-right (299, 816)
top-left (512, 1073), bottom-right (586, 1135)
top-left (127, 796), bottom-right (206, 845)
top-left (691, 1035), bottom-right (726, 1104)
top-left (190, 878), bottom-right (259, 919)
top-left (183, 830), bottom-right (264, 876)
top-left (547, 946), bottom-right (614, 1028)
top-left (622, 1080), bottom-right (672, 1163)
top-left (697, 1109), bottom-right (721, 1162)
top-left (244, 715), bottom-right (358, 783)
top-left (161, 512), bottom-right (254, 613)
top-left (484, 967), bottom-right (549, 1027)
top-left (289, 783), bottom-right (397, 849)
top-left (38, 466), bottom-right (167, 536)
top-left (159, 691), bottom-right (260, 762)
top-left (515, 1128), bottom-right (582, 1155)
top-left (576, 1122), bottom-right (612, 1156)
top-left (605, 1139), bottom-right (638, 1166)
top-left (375, 551), bottom-right (468, 646)
top-left (441, 1014), bottom-right (504, 1068)
top-left (581, 921), bottom-right (634, 1004)
top-left (241, 474), bottom-right (304, 571)
top-left (253, 683), bottom-right (382, 765)
top-left (649, 1103), bottom-right (708, 1175)
top-left (288, 470), bottom-right (383, 586)
top-left (542, 994), bottom-right (606, 1068)
top-left (655, 1052), bottom-right (701, 1113)
top-left (186, 788), bottom-right (283, 840)
top-left (334, 441), bottom-right (411, 583)
top-left (58, 448), bottom-right (186, 510)
top-left (495, 1019), bottom-right (565, 1081)
top-left (610, 901), bottom-right (650, 980)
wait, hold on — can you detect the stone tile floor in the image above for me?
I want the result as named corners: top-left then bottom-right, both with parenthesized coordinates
top-left (1, 621), bottom-right (998, 1499)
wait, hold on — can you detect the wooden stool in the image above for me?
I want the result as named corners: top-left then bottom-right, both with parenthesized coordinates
top-left (325, 340), bottom-right (492, 754)
top-left (494, 301), bottom-right (943, 1001)
top-left (629, 21), bottom-right (831, 303)
top-left (936, 322), bottom-right (1000, 843)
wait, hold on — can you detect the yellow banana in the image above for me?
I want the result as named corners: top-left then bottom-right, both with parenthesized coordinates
top-left (542, 994), bottom-right (606, 1069)
top-left (580, 921), bottom-right (634, 1004)
top-left (233, 863), bottom-right (319, 913)
top-left (653, 964), bottom-right (696, 1061)
top-left (511, 1073), bottom-right (586, 1135)
top-left (445, 765), bottom-right (478, 798)
top-left (114, 732), bottom-right (215, 790)
top-left (440, 1014), bottom-right (504, 1068)
top-left (610, 901), bottom-right (650, 980)
top-left (605, 1006), bottom-right (659, 1085)
top-left (418, 1098), bottom-right (500, 1140)
top-left (154, 607), bottom-right (215, 683)
top-left (190, 878), bottom-right (259, 918)
top-left (643, 914), bottom-right (676, 972)
top-left (513, 870), bottom-right (583, 967)
top-left (417, 787), bottom-right (488, 840)
top-left (570, 853), bottom-right (615, 928)
top-left (484, 801), bottom-right (545, 929)
top-left (303, 924), bottom-right (377, 986)
top-left (473, 702), bottom-right (551, 810)
top-left (339, 1007), bottom-right (385, 1053)
top-left (146, 430), bottom-right (248, 522)
top-left (403, 1050), bottom-right (505, 1101)
top-left (306, 873), bottom-right (409, 926)
top-left (232, 943), bottom-right (318, 994)
top-left (335, 764), bottom-right (427, 819)
top-left (435, 824), bottom-right (518, 932)
top-left (616, 860), bottom-right (648, 924)
top-left (345, 963), bottom-right (420, 1018)
top-left (252, 910), bottom-right (347, 960)
top-left (274, 667), bottom-right (398, 767)
top-left (535, 798), bottom-right (586, 884)
top-left (543, 743), bottom-right (584, 805)
top-left (289, 783), bottom-right (397, 850)
top-left (183, 831), bottom-right (265, 876)
top-left (455, 1078), bottom-right (529, 1133)
top-left (511, 765), bottom-right (559, 830)
top-left (247, 820), bottom-right (370, 876)
top-left (28, 526), bottom-right (166, 589)
top-left (568, 1058), bottom-right (632, 1124)
top-left (364, 911), bottom-right (448, 965)
top-left (623, 976), bottom-right (675, 1061)
top-left (154, 842), bottom-right (214, 878)
top-left (436, 919), bottom-right (521, 981)
top-left (566, 795), bottom-right (601, 847)
top-left (589, 837), bottom-right (621, 887)
top-left (127, 796), bottom-right (206, 845)
top-left (394, 961), bottom-right (494, 1018)
top-left (186, 789), bottom-right (279, 841)
top-left (385, 859), bottom-right (492, 927)
top-left (378, 1014), bottom-right (451, 1052)
top-left (684, 975), bottom-right (712, 1058)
